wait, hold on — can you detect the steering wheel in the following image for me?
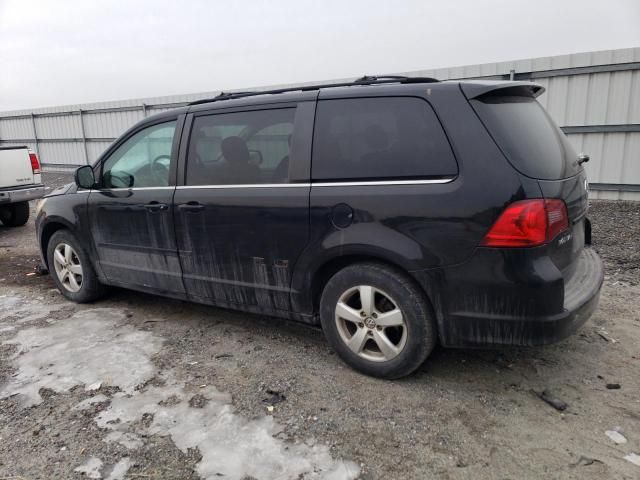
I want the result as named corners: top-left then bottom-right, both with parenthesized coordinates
top-left (104, 171), bottom-right (134, 188)
top-left (151, 155), bottom-right (171, 184)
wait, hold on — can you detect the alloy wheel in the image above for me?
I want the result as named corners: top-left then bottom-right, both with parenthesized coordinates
top-left (334, 285), bottom-right (407, 362)
top-left (53, 243), bottom-right (83, 293)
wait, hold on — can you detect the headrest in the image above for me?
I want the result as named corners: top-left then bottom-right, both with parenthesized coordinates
top-left (221, 136), bottom-right (250, 164)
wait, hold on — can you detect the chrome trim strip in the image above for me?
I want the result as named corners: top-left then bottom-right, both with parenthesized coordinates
top-left (312, 178), bottom-right (454, 187)
top-left (96, 186), bottom-right (176, 192)
top-left (176, 183), bottom-right (310, 189)
top-left (174, 178), bottom-right (454, 189)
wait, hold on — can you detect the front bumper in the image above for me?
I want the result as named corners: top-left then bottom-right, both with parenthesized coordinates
top-left (0, 184), bottom-right (45, 204)
top-left (414, 247), bottom-right (604, 347)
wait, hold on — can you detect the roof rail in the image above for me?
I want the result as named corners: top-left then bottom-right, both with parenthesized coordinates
top-left (215, 91), bottom-right (256, 100)
top-left (355, 75), bottom-right (410, 83)
top-left (187, 75), bottom-right (439, 106)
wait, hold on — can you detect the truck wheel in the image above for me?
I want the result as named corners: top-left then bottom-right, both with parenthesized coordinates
top-left (319, 262), bottom-right (437, 379)
top-left (47, 230), bottom-right (106, 303)
top-left (0, 201), bottom-right (30, 227)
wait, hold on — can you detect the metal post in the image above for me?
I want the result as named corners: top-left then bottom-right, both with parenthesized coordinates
top-left (509, 69), bottom-right (515, 81)
top-left (30, 113), bottom-right (40, 156)
top-left (142, 103), bottom-right (147, 117)
top-left (79, 109), bottom-right (90, 165)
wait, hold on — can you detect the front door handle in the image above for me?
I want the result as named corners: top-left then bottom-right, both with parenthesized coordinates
top-left (144, 202), bottom-right (168, 212)
top-left (178, 201), bottom-right (205, 212)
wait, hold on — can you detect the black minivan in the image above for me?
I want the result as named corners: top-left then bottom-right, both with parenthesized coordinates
top-left (36, 76), bottom-right (604, 378)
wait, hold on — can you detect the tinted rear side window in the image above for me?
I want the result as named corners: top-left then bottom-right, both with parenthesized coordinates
top-left (186, 108), bottom-right (295, 185)
top-left (312, 97), bottom-right (457, 181)
top-left (471, 96), bottom-right (581, 180)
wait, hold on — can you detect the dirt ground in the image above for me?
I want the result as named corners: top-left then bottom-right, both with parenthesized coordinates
top-left (0, 173), bottom-right (639, 479)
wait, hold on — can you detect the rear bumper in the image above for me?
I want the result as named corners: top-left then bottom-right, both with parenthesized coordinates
top-left (414, 247), bottom-right (604, 347)
top-left (0, 184), bottom-right (45, 204)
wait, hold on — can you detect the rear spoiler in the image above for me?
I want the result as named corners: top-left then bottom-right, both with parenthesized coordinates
top-left (460, 81), bottom-right (545, 100)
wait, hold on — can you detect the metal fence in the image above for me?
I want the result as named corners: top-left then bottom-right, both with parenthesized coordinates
top-left (1, 47), bottom-right (639, 200)
top-left (0, 101), bottom-right (188, 168)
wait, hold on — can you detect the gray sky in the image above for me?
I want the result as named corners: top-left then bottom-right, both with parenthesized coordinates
top-left (1, 0), bottom-right (639, 111)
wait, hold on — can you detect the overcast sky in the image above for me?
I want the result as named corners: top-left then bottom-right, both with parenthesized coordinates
top-left (1, 0), bottom-right (639, 111)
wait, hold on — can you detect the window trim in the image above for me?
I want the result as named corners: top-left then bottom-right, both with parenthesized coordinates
top-left (178, 101), bottom-right (315, 187)
top-left (174, 177), bottom-right (454, 189)
top-left (310, 95), bottom-right (459, 182)
top-left (95, 115), bottom-right (183, 189)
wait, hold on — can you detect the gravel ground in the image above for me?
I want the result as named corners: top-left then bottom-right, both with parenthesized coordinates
top-left (589, 201), bottom-right (640, 286)
top-left (0, 173), bottom-right (639, 479)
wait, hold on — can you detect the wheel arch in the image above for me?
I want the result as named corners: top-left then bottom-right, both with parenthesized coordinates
top-left (294, 249), bottom-right (437, 326)
top-left (39, 219), bottom-right (75, 269)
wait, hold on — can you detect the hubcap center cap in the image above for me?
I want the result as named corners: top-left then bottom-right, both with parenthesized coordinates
top-left (364, 317), bottom-right (376, 329)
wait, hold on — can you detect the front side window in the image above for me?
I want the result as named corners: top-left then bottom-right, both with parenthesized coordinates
top-left (186, 108), bottom-right (295, 186)
top-left (101, 121), bottom-right (177, 188)
top-left (312, 97), bottom-right (457, 181)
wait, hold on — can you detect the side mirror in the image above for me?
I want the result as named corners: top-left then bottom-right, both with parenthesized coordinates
top-left (75, 165), bottom-right (96, 189)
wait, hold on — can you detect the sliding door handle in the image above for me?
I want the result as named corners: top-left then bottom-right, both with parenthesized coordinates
top-left (178, 201), bottom-right (205, 212)
top-left (143, 202), bottom-right (168, 212)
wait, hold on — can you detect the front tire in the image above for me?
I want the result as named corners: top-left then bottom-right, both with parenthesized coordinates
top-left (47, 230), bottom-right (106, 303)
top-left (0, 201), bottom-right (29, 227)
top-left (319, 262), bottom-right (436, 379)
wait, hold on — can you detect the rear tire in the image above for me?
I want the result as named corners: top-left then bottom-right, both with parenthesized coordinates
top-left (319, 262), bottom-right (436, 379)
top-left (0, 201), bottom-right (29, 227)
top-left (47, 229), bottom-right (106, 303)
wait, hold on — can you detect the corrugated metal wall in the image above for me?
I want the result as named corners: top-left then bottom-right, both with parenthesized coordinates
top-left (1, 47), bottom-right (639, 200)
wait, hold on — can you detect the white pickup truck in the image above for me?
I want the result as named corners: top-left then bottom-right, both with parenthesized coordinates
top-left (0, 146), bottom-right (45, 227)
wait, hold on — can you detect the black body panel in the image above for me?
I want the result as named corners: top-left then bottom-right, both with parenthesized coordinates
top-left (87, 187), bottom-right (184, 294)
top-left (174, 185), bottom-right (309, 311)
top-left (419, 247), bottom-right (603, 346)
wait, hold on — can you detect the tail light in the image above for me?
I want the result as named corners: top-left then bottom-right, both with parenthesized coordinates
top-left (29, 151), bottom-right (40, 174)
top-left (481, 199), bottom-right (569, 248)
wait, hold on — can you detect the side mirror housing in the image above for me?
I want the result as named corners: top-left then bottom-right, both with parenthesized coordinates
top-left (75, 165), bottom-right (96, 189)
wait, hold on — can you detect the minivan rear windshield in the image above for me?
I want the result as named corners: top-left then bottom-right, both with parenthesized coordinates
top-left (471, 95), bottom-right (581, 180)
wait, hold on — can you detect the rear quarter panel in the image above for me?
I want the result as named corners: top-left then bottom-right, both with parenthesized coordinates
top-left (293, 84), bottom-right (533, 316)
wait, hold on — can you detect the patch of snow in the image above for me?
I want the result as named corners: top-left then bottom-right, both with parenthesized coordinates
top-left (0, 308), bottom-right (163, 406)
top-left (605, 430), bottom-right (627, 444)
top-left (105, 458), bottom-right (131, 480)
top-left (0, 294), bottom-right (23, 311)
top-left (625, 453), bottom-right (640, 466)
top-left (96, 376), bottom-right (360, 480)
top-left (95, 382), bottom-right (192, 428)
top-left (74, 457), bottom-right (103, 479)
top-left (2, 296), bottom-right (359, 480)
top-left (87, 381), bottom-right (102, 391)
top-left (0, 294), bottom-right (66, 325)
top-left (104, 431), bottom-right (143, 450)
